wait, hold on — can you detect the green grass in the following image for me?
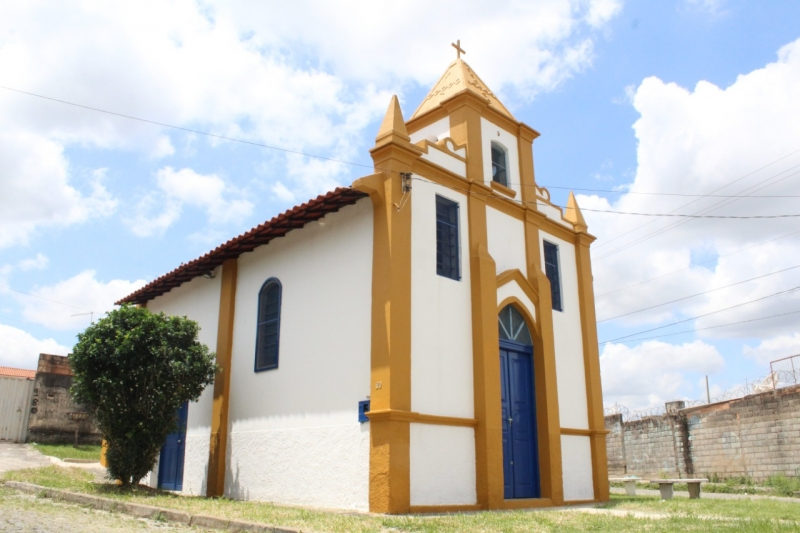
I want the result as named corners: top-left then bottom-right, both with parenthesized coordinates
top-left (3, 467), bottom-right (800, 532)
top-left (31, 443), bottom-right (102, 461)
top-left (764, 475), bottom-right (800, 496)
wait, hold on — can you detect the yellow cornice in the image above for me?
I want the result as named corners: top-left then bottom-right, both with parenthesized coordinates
top-left (366, 409), bottom-right (478, 428)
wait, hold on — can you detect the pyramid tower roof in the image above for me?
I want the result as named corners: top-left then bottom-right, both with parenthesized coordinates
top-left (411, 58), bottom-right (515, 121)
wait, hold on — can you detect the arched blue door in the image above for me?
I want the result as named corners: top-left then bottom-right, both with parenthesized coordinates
top-left (158, 402), bottom-right (188, 491)
top-left (499, 305), bottom-right (541, 499)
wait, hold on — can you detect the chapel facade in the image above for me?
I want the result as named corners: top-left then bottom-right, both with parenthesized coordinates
top-left (118, 55), bottom-right (608, 513)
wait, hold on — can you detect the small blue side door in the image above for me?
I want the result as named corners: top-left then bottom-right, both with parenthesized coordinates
top-left (500, 340), bottom-right (541, 499)
top-left (158, 402), bottom-right (188, 491)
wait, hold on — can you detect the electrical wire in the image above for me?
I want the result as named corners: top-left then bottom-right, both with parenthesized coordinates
top-left (597, 263), bottom-right (800, 323)
top-left (536, 186), bottom-right (800, 198)
top-left (599, 285), bottom-right (800, 345)
top-left (0, 283), bottom-right (91, 311)
top-left (596, 228), bottom-right (800, 298)
top-left (598, 308), bottom-right (800, 346)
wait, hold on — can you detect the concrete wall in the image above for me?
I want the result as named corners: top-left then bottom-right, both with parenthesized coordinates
top-left (26, 354), bottom-right (100, 445)
top-left (226, 199), bottom-right (373, 511)
top-left (606, 385), bottom-right (800, 481)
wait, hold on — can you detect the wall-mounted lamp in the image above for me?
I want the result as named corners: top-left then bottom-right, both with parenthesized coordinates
top-left (202, 271), bottom-right (216, 279)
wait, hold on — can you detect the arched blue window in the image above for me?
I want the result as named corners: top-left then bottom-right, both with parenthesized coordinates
top-left (255, 278), bottom-right (282, 372)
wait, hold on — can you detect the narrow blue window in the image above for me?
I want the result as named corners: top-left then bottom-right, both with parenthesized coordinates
top-left (436, 195), bottom-right (460, 281)
top-left (255, 278), bottom-right (282, 372)
top-left (543, 241), bottom-right (563, 311)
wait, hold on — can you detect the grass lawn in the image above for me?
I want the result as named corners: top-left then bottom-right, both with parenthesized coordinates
top-left (31, 443), bottom-right (102, 461)
top-left (3, 467), bottom-right (800, 532)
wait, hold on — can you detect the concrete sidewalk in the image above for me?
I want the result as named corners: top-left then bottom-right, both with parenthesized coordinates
top-left (0, 442), bottom-right (106, 478)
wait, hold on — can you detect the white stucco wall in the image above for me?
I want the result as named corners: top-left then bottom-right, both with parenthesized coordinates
top-left (411, 179), bottom-right (474, 419)
top-left (420, 147), bottom-right (466, 177)
top-left (481, 117), bottom-right (521, 197)
top-left (409, 116), bottom-right (450, 144)
top-left (486, 206), bottom-right (527, 277)
top-left (225, 198), bottom-right (373, 511)
top-left (538, 203), bottom-right (571, 227)
top-left (539, 232), bottom-right (589, 430)
top-left (410, 424), bottom-right (477, 506)
top-left (561, 435), bottom-right (594, 501)
top-left (147, 272), bottom-right (221, 495)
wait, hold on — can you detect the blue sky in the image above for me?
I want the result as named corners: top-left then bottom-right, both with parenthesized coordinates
top-left (2, 0), bottom-right (800, 410)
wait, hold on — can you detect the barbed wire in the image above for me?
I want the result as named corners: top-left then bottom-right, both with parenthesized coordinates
top-left (605, 360), bottom-right (800, 422)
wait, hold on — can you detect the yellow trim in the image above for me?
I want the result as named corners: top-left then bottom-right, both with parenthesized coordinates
top-left (502, 498), bottom-right (555, 509)
top-left (560, 428), bottom-right (611, 437)
top-left (574, 230), bottom-right (610, 501)
top-left (497, 270), bottom-right (539, 314)
top-left (410, 504), bottom-right (483, 513)
top-left (100, 440), bottom-right (108, 467)
top-left (490, 180), bottom-right (517, 198)
top-left (206, 257), bottom-right (237, 497)
top-left (413, 138), bottom-right (468, 163)
top-left (367, 409), bottom-right (478, 427)
top-left (354, 96), bottom-right (421, 514)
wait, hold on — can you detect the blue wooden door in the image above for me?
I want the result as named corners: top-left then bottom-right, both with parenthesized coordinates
top-left (158, 402), bottom-right (188, 491)
top-left (500, 340), bottom-right (541, 499)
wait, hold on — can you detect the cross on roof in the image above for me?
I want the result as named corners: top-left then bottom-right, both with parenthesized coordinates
top-left (451, 39), bottom-right (466, 59)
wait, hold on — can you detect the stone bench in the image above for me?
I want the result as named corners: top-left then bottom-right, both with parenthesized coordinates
top-left (649, 478), bottom-right (709, 500)
top-left (609, 477), bottom-right (642, 496)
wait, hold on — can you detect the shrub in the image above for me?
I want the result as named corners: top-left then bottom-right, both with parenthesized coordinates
top-left (70, 305), bottom-right (217, 487)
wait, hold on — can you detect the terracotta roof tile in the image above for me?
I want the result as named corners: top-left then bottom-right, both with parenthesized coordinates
top-left (0, 366), bottom-right (36, 379)
top-left (116, 186), bottom-right (368, 305)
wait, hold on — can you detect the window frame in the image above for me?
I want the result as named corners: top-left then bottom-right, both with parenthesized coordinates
top-left (435, 194), bottom-right (461, 281)
top-left (543, 241), bottom-right (563, 312)
top-left (254, 277), bottom-right (283, 372)
top-left (490, 141), bottom-right (508, 187)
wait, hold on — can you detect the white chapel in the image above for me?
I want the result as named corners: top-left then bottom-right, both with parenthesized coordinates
top-left (117, 50), bottom-right (609, 514)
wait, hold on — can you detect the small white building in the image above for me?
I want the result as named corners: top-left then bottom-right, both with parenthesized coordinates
top-left (118, 56), bottom-right (609, 514)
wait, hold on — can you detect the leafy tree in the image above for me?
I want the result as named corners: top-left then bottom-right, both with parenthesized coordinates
top-left (70, 305), bottom-right (217, 487)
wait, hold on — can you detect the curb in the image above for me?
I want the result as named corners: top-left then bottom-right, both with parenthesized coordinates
top-left (3, 481), bottom-right (301, 533)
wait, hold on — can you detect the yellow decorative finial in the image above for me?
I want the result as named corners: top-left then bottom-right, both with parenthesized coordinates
top-left (451, 39), bottom-right (466, 59)
top-left (565, 192), bottom-right (588, 232)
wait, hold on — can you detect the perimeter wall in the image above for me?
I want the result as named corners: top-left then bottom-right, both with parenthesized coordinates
top-left (605, 384), bottom-right (800, 481)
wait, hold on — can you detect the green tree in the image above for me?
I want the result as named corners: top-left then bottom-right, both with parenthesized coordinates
top-left (70, 305), bottom-right (217, 487)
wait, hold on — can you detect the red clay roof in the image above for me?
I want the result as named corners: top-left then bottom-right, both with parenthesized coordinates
top-left (0, 366), bottom-right (36, 379)
top-left (117, 187), bottom-right (368, 305)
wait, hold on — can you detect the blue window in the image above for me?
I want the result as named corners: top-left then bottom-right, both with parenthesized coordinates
top-left (491, 142), bottom-right (508, 187)
top-left (255, 278), bottom-right (282, 372)
top-left (543, 241), bottom-right (562, 311)
top-left (436, 195), bottom-right (460, 280)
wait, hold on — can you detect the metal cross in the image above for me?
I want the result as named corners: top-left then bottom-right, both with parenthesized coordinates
top-left (451, 39), bottom-right (466, 59)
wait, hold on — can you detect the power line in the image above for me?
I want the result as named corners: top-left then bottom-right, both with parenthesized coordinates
top-left (581, 208), bottom-right (800, 219)
top-left (537, 185), bottom-right (800, 198)
top-left (598, 308), bottom-right (800, 346)
top-left (593, 165), bottom-right (800, 260)
top-left (596, 228), bottom-right (800, 298)
top-left (0, 283), bottom-right (91, 312)
top-left (592, 151), bottom-right (800, 252)
top-left (0, 85), bottom-right (378, 172)
top-left (597, 263), bottom-right (800, 323)
top-left (599, 285), bottom-right (800, 345)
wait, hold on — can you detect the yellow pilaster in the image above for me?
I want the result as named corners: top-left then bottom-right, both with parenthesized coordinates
top-left (354, 95), bottom-right (420, 514)
top-left (206, 258), bottom-right (237, 497)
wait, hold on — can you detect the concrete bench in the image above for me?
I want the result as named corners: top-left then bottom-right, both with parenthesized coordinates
top-left (649, 478), bottom-right (709, 500)
top-left (609, 477), bottom-right (642, 496)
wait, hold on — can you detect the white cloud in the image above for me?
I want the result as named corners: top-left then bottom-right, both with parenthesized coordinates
top-left (19, 271), bottom-right (146, 331)
top-left (18, 254), bottom-right (49, 271)
top-left (743, 334), bottom-right (800, 366)
top-left (124, 166), bottom-right (254, 236)
top-left (0, 324), bottom-right (69, 369)
top-left (601, 340), bottom-right (724, 410)
top-left (0, 132), bottom-right (117, 248)
top-left (0, 1), bottom-right (622, 239)
top-left (587, 37), bottom-right (800, 341)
